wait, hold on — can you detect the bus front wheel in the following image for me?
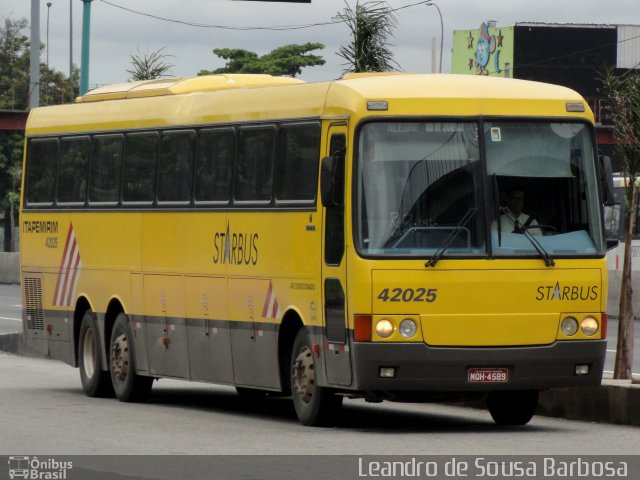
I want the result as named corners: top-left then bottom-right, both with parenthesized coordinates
top-left (78, 310), bottom-right (113, 397)
top-left (290, 328), bottom-right (342, 426)
top-left (109, 313), bottom-right (153, 402)
top-left (487, 390), bottom-right (538, 426)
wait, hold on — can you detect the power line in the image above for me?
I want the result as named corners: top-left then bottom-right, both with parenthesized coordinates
top-left (97, 0), bottom-right (640, 76)
top-left (97, 0), bottom-right (433, 32)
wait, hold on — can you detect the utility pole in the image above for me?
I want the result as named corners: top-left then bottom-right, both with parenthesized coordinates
top-left (80, 0), bottom-right (93, 95)
top-left (426, 2), bottom-right (443, 73)
top-left (69, 0), bottom-right (73, 78)
top-left (46, 2), bottom-right (52, 67)
top-left (29, 0), bottom-right (41, 108)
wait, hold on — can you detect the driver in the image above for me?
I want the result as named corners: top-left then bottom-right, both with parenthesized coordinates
top-left (499, 188), bottom-right (542, 236)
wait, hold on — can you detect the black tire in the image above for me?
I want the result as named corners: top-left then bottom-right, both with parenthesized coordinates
top-left (109, 313), bottom-right (153, 402)
top-left (487, 390), bottom-right (538, 426)
top-left (290, 328), bottom-right (342, 426)
top-left (78, 310), bottom-right (114, 397)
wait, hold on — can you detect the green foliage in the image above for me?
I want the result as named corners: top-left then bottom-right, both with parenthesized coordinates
top-left (0, 16), bottom-right (78, 109)
top-left (602, 69), bottom-right (640, 191)
top-left (0, 130), bottom-right (23, 250)
top-left (199, 43), bottom-right (325, 78)
top-left (0, 17), bottom-right (30, 110)
top-left (40, 64), bottom-right (80, 106)
top-left (126, 47), bottom-right (174, 81)
top-left (335, 0), bottom-right (399, 73)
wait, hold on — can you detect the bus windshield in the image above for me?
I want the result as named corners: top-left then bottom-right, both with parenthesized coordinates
top-left (356, 120), bottom-right (604, 258)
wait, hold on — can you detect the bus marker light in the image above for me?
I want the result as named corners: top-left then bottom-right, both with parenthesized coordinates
top-left (312, 343), bottom-right (320, 357)
top-left (575, 364), bottom-right (589, 375)
top-left (376, 319), bottom-right (394, 338)
top-left (566, 102), bottom-right (585, 112)
top-left (367, 101), bottom-right (388, 111)
top-left (601, 312), bottom-right (608, 338)
top-left (561, 317), bottom-right (579, 336)
top-left (580, 317), bottom-right (599, 336)
top-left (399, 318), bottom-right (417, 338)
top-left (379, 367), bottom-right (395, 378)
top-left (354, 315), bottom-right (372, 342)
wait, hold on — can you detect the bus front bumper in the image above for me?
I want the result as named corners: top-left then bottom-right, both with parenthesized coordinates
top-left (348, 340), bottom-right (606, 393)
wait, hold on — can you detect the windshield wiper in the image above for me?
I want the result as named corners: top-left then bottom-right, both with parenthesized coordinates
top-left (426, 208), bottom-right (477, 267)
top-left (500, 207), bottom-right (556, 267)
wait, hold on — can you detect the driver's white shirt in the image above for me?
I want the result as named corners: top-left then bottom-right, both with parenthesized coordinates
top-left (499, 212), bottom-right (542, 236)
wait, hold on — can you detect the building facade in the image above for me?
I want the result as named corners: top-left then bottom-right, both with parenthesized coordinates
top-left (452, 22), bottom-right (640, 172)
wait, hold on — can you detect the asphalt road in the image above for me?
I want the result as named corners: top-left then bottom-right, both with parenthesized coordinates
top-left (0, 352), bottom-right (639, 458)
top-left (0, 284), bottom-right (21, 334)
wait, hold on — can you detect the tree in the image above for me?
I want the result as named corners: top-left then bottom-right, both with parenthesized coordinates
top-left (335, 0), bottom-right (399, 74)
top-left (0, 17), bottom-right (78, 109)
top-left (0, 132), bottom-right (22, 252)
top-left (127, 47), bottom-right (174, 81)
top-left (0, 17), bottom-right (30, 110)
top-left (199, 43), bottom-right (325, 78)
top-left (602, 68), bottom-right (640, 380)
top-left (0, 16), bottom-right (79, 251)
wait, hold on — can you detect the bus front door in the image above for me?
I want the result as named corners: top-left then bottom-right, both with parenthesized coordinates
top-left (322, 125), bottom-right (352, 386)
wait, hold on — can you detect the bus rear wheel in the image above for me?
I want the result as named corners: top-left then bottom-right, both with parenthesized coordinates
top-left (290, 328), bottom-right (342, 426)
top-left (109, 313), bottom-right (153, 402)
top-left (78, 310), bottom-right (113, 397)
top-left (487, 390), bottom-right (538, 426)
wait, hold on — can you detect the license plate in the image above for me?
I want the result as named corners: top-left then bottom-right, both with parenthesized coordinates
top-left (467, 368), bottom-right (509, 383)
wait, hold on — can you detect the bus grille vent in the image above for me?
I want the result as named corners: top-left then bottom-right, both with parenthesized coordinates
top-left (23, 276), bottom-right (44, 330)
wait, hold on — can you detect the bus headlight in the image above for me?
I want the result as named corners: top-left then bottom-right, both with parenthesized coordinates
top-left (561, 316), bottom-right (579, 336)
top-left (399, 318), bottom-right (417, 338)
top-left (375, 319), bottom-right (394, 338)
top-left (580, 317), bottom-right (599, 336)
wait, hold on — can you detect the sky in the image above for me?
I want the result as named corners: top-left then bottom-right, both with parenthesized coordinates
top-left (2, 0), bottom-right (640, 88)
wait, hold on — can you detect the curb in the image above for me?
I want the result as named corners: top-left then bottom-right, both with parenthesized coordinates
top-left (537, 379), bottom-right (640, 426)
top-left (0, 332), bottom-right (44, 358)
top-left (0, 332), bottom-right (638, 426)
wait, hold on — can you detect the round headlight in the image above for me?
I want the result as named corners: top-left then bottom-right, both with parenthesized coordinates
top-left (399, 318), bottom-right (417, 338)
top-left (375, 319), bottom-right (394, 338)
top-left (561, 316), bottom-right (579, 336)
top-left (580, 317), bottom-right (599, 336)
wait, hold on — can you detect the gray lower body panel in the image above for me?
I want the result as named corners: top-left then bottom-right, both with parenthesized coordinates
top-left (349, 340), bottom-right (606, 392)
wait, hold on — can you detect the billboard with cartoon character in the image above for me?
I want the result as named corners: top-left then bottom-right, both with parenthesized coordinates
top-left (452, 23), bottom-right (514, 77)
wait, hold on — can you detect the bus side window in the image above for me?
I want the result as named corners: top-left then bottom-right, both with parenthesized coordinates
top-left (90, 134), bottom-right (123, 204)
top-left (235, 126), bottom-right (276, 203)
top-left (158, 130), bottom-right (195, 204)
top-left (26, 139), bottom-right (59, 206)
top-left (195, 128), bottom-right (234, 204)
top-left (275, 123), bottom-right (321, 203)
top-left (123, 132), bottom-right (158, 204)
top-left (58, 136), bottom-right (90, 204)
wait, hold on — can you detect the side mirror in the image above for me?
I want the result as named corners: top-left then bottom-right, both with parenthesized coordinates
top-left (320, 152), bottom-right (344, 208)
top-left (599, 153), bottom-right (616, 206)
top-left (603, 202), bottom-right (621, 251)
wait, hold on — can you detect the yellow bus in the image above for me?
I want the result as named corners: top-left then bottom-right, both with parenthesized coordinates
top-left (20, 73), bottom-right (609, 426)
